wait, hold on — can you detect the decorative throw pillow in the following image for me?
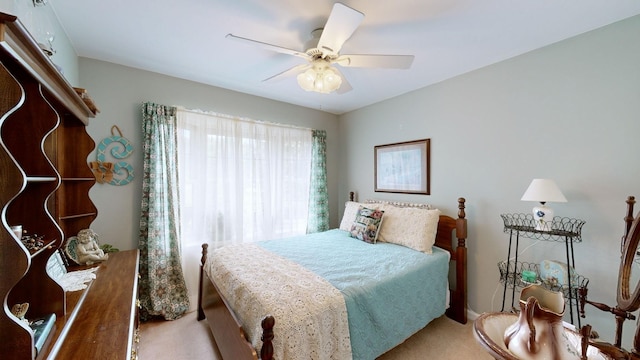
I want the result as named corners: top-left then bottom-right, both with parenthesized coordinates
top-left (377, 205), bottom-right (441, 253)
top-left (349, 206), bottom-right (385, 243)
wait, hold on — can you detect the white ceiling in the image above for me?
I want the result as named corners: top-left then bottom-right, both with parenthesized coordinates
top-left (50, 0), bottom-right (640, 115)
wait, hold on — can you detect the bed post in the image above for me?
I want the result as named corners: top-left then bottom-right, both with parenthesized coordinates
top-left (260, 316), bottom-right (275, 360)
top-left (197, 243), bottom-right (208, 321)
top-left (446, 197), bottom-right (468, 324)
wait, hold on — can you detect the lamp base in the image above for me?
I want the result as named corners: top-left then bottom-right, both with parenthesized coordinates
top-left (532, 204), bottom-right (554, 231)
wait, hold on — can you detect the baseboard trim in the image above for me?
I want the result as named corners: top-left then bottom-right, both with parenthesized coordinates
top-left (467, 308), bottom-right (480, 321)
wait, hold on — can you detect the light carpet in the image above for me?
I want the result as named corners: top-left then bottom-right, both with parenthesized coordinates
top-left (139, 311), bottom-right (494, 359)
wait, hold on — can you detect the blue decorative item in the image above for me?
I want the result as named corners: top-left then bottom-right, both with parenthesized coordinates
top-left (539, 260), bottom-right (576, 287)
top-left (93, 125), bottom-right (134, 186)
top-left (97, 133), bottom-right (133, 159)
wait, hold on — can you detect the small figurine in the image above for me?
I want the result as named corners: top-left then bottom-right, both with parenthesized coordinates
top-left (11, 303), bottom-right (29, 324)
top-left (75, 229), bottom-right (108, 265)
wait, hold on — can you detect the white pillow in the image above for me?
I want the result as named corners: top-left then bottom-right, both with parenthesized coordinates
top-left (339, 201), bottom-right (366, 231)
top-left (377, 205), bottom-right (441, 254)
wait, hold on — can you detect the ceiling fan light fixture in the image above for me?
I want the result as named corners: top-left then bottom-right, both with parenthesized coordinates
top-left (297, 60), bottom-right (342, 94)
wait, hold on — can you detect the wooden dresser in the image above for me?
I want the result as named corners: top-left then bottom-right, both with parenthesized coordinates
top-left (0, 12), bottom-right (140, 359)
top-left (45, 250), bottom-right (141, 360)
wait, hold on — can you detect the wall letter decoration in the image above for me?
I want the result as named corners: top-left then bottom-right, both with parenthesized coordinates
top-left (91, 125), bottom-right (134, 186)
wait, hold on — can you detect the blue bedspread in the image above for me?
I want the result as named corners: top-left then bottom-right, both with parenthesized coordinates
top-left (259, 229), bottom-right (449, 360)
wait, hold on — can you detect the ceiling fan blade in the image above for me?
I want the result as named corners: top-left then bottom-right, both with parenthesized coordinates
top-left (335, 54), bottom-right (415, 69)
top-left (262, 63), bottom-right (311, 83)
top-left (226, 33), bottom-right (310, 60)
top-left (317, 3), bottom-right (364, 57)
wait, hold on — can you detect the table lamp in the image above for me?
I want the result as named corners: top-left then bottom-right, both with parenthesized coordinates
top-left (521, 179), bottom-right (567, 231)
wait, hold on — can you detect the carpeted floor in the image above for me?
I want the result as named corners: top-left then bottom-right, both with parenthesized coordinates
top-left (139, 311), bottom-right (494, 359)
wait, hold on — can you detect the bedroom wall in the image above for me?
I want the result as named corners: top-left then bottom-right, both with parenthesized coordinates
top-left (77, 58), bottom-right (339, 253)
top-left (0, 0), bottom-right (80, 85)
top-left (338, 14), bottom-right (640, 347)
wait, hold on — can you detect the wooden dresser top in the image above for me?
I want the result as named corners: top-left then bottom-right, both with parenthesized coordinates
top-left (46, 249), bottom-right (140, 360)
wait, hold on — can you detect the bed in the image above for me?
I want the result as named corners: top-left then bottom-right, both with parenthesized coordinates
top-left (197, 196), bottom-right (468, 360)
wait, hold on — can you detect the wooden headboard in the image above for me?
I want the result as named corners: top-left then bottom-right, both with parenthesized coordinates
top-left (436, 198), bottom-right (468, 324)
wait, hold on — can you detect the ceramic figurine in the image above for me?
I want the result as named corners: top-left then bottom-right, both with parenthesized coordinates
top-left (75, 229), bottom-right (109, 265)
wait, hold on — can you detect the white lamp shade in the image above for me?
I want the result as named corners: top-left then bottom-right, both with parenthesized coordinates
top-left (520, 179), bottom-right (567, 203)
top-left (521, 179), bottom-right (567, 231)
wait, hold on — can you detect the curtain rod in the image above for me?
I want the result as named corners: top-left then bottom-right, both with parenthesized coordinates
top-left (176, 106), bottom-right (314, 132)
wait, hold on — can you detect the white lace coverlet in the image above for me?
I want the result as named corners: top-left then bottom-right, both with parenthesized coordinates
top-left (206, 244), bottom-right (352, 360)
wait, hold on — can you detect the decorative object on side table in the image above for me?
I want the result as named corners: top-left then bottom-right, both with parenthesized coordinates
top-left (521, 269), bottom-right (538, 284)
top-left (539, 259), bottom-right (576, 288)
top-left (521, 179), bottom-right (567, 231)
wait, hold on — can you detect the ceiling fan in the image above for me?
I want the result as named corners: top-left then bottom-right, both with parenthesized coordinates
top-left (226, 2), bottom-right (414, 94)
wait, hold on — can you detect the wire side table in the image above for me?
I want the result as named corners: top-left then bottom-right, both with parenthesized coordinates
top-left (499, 213), bottom-right (587, 327)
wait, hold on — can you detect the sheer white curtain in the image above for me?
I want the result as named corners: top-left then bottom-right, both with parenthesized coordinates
top-left (175, 109), bottom-right (313, 309)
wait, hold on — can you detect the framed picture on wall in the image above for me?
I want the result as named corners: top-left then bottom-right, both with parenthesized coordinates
top-left (374, 138), bottom-right (430, 195)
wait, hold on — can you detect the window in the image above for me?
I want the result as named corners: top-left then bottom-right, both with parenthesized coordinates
top-left (176, 109), bottom-right (312, 248)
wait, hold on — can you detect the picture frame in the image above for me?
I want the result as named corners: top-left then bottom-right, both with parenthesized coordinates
top-left (374, 138), bottom-right (430, 195)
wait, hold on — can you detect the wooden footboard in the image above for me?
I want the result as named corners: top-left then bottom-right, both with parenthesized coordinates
top-left (198, 197), bottom-right (468, 359)
top-left (197, 243), bottom-right (274, 360)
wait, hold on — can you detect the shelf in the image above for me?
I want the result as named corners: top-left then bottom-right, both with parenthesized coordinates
top-left (59, 212), bottom-right (97, 220)
top-left (498, 213), bottom-right (587, 327)
top-left (25, 239), bottom-right (57, 257)
top-left (26, 176), bottom-right (58, 182)
top-left (501, 213), bottom-right (585, 242)
top-left (498, 260), bottom-right (589, 304)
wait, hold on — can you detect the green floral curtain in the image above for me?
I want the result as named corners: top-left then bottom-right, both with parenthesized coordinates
top-left (307, 130), bottom-right (329, 233)
top-left (138, 102), bottom-right (189, 320)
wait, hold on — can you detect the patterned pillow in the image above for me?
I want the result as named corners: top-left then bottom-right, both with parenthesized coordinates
top-left (377, 205), bottom-right (441, 253)
top-left (349, 206), bottom-right (385, 243)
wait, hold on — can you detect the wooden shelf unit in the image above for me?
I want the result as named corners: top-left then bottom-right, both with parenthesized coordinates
top-left (0, 12), bottom-right (99, 359)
